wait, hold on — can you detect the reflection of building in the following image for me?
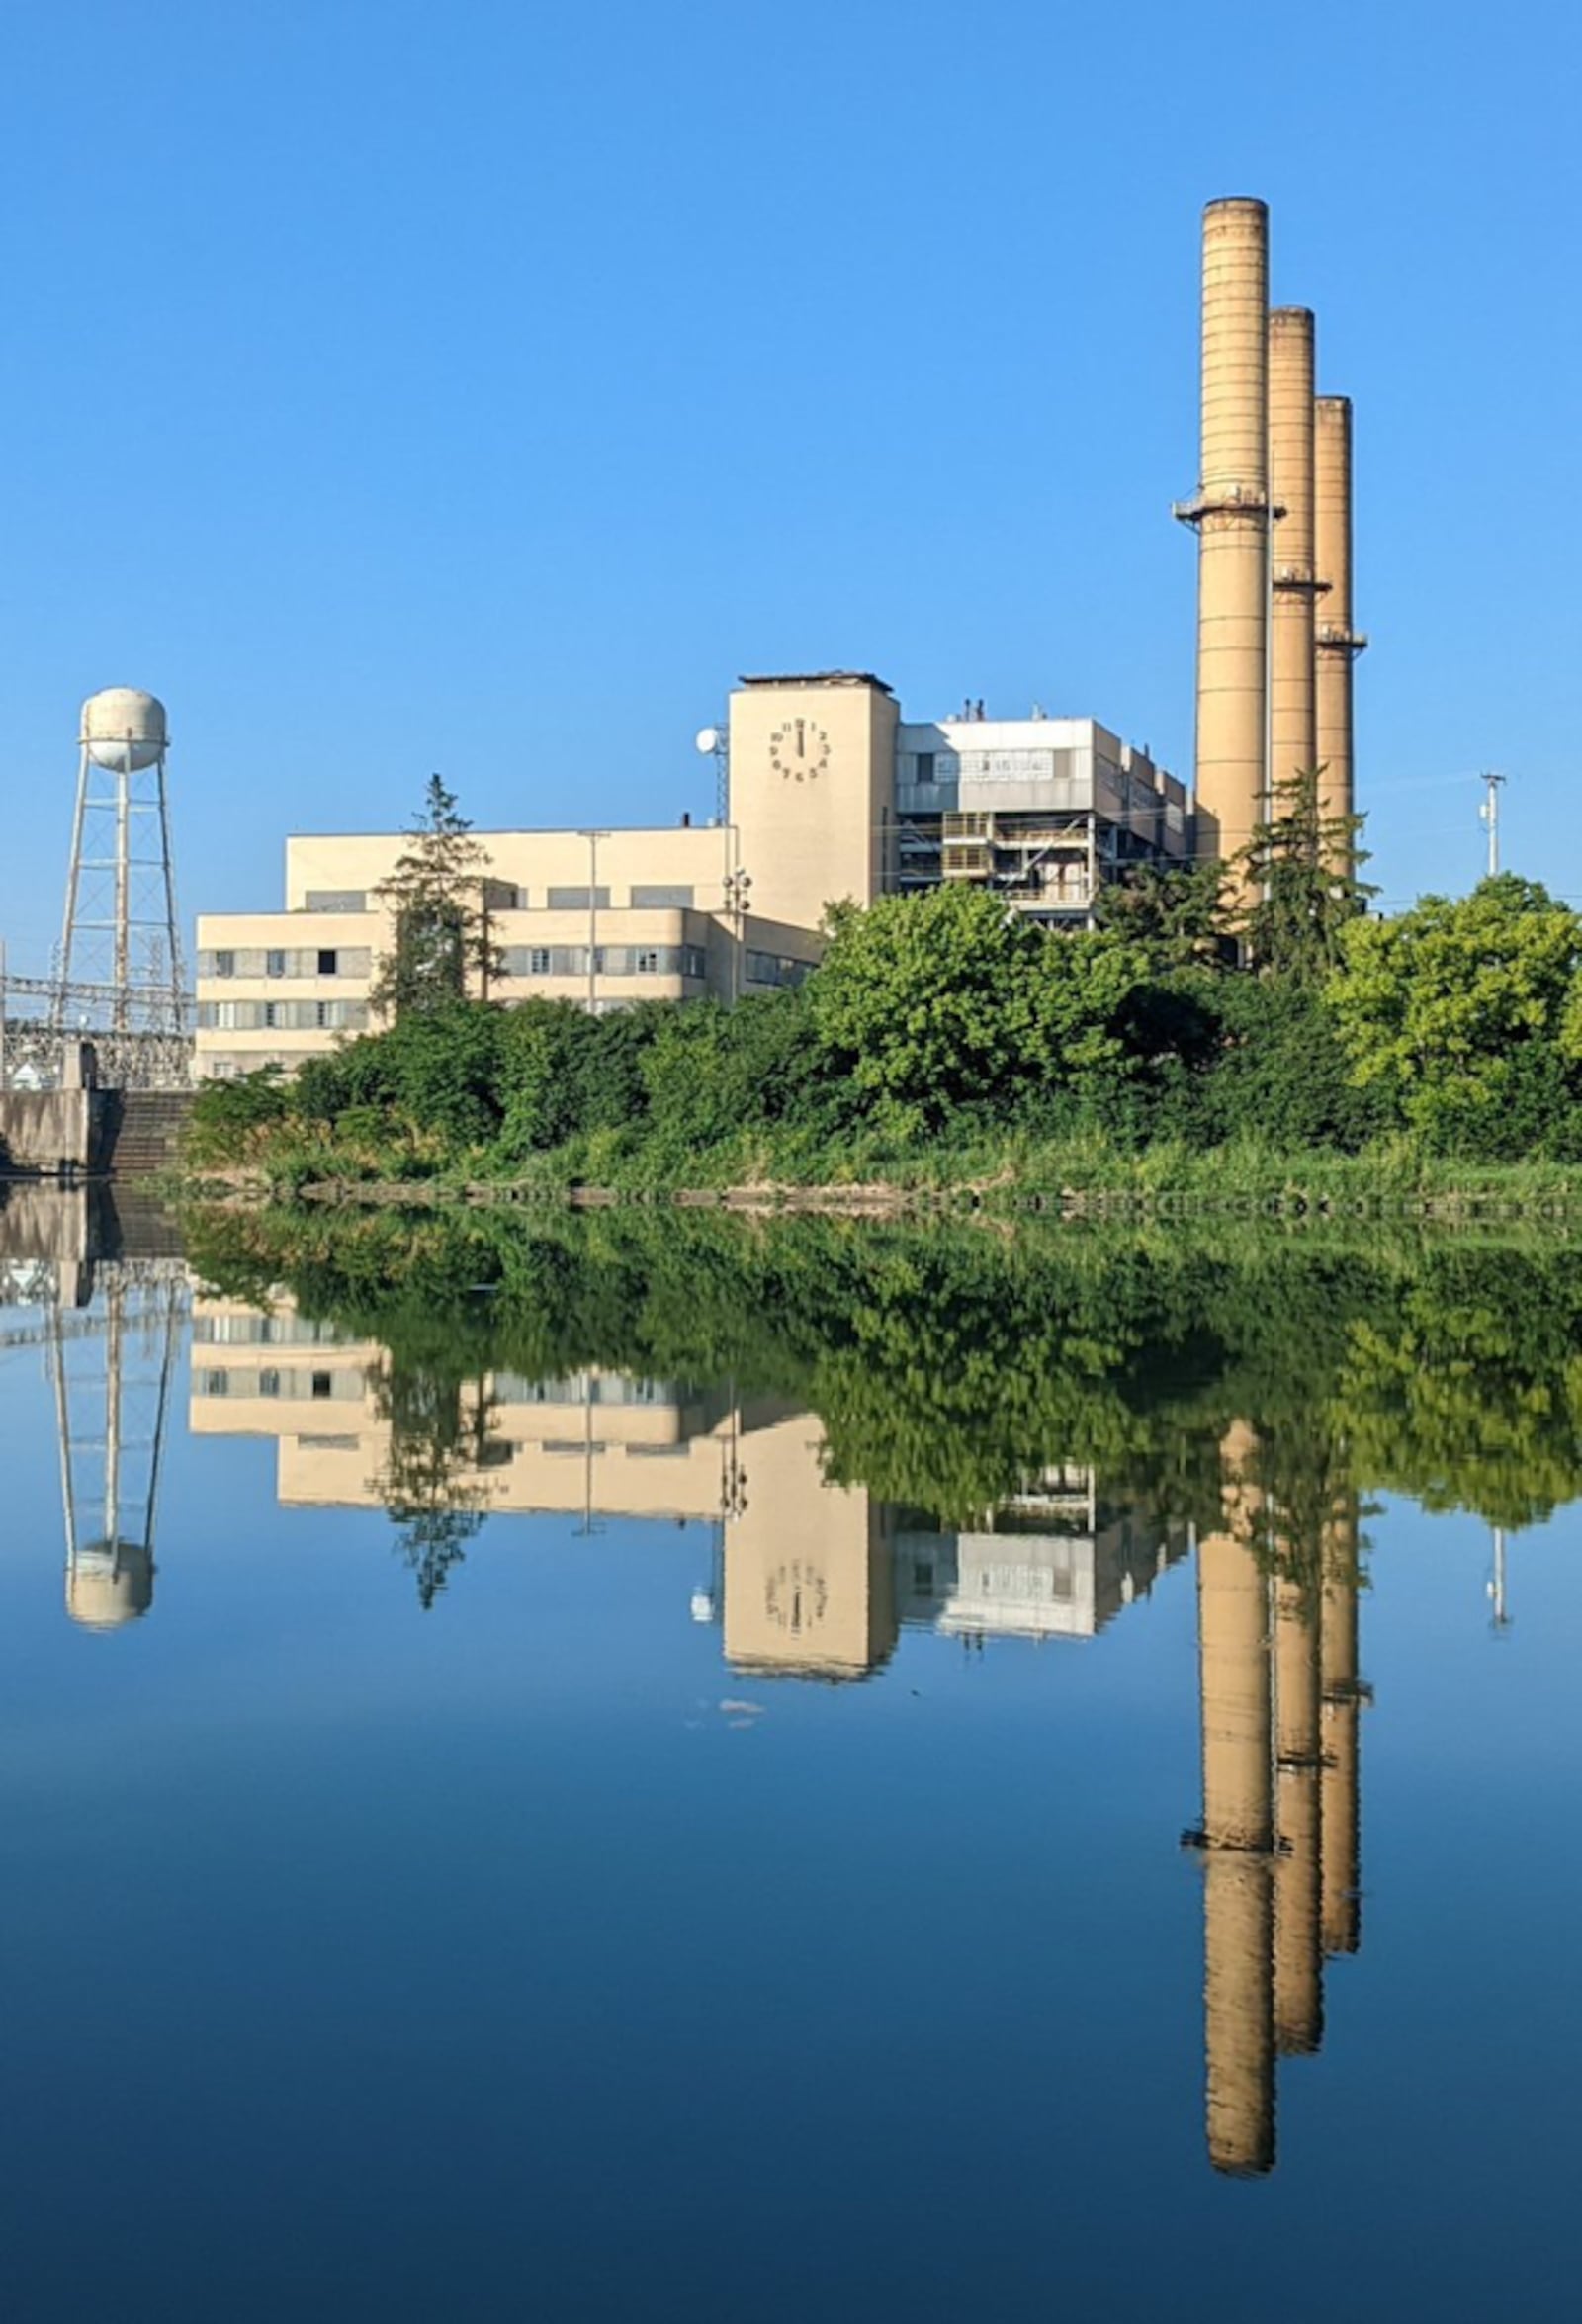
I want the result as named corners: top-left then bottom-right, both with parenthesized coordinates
top-left (188, 1298), bottom-right (1186, 1672)
top-left (1186, 1426), bottom-right (1367, 2177)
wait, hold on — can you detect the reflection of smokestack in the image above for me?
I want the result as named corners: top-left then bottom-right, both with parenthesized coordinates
top-left (1194, 1425), bottom-right (1275, 2176)
top-left (1314, 395), bottom-right (1367, 842)
top-left (1178, 198), bottom-right (1271, 875)
top-left (1321, 1511), bottom-right (1363, 1955)
top-left (1274, 1573), bottom-right (1324, 2055)
top-left (1269, 309), bottom-right (1320, 804)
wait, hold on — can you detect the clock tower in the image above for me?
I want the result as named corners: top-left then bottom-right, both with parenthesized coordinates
top-left (728, 672), bottom-right (897, 933)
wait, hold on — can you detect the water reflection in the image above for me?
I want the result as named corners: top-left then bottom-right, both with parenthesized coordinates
top-left (9, 1189), bottom-right (1578, 2210)
top-left (0, 1182), bottom-right (186, 1627)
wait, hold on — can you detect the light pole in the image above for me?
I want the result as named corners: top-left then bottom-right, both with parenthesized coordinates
top-left (723, 857), bottom-right (752, 1004)
top-left (1478, 772), bottom-right (1507, 880)
top-left (577, 828), bottom-right (609, 1015)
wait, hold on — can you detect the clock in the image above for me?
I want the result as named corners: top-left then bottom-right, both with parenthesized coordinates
top-left (764, 1559), bottom-right (828, 1636)
top-left (768, 718), bottom-right (831, 783)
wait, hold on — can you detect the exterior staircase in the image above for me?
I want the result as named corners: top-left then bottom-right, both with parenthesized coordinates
top-left (103, 1091), bottom-right (194, 1182)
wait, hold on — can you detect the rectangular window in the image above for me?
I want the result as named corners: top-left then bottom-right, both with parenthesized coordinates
top-left (310, 1371), bottom-right (333, 1400)
top-left (305, 890), bottom-right (366, 913)
top-left (546, 886), bottom-right (611, 911)
top-left (915, 751), bottom-right (935, 784)
top-left (630, 884), bottom-right (694, 909)
top-left (634, 948), bottom-right (660, 974)
top-left (259, 1369), bottom-right (281, 1398)
top-left (266, 950), bottom-right (286, 978)
top-left (317, 949), bottom-right (338, 976)
top-left (215, 950), bottom-right (235, 978)
top-left (262, 1001), bottom-right (279, 1029)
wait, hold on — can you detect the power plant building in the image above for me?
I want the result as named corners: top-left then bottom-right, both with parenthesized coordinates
top-left (192, 192), bottom-right (1363, 1078)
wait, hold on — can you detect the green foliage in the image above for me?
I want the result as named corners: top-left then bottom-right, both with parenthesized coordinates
top-left (1094, 858), bottom-right (1230, 970)
top-left (1328, 876), bottom-right (1582, 1157)
top-left (1236, 769), bottom-right (1374, 982)
top-left (370, 775), bottom-right (503, 1022)
top-left (187, 1066), bottom-right (293, 1166)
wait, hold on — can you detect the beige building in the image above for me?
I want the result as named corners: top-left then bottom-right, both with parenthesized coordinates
top-left (195, 673), bottom-right (1186, 1078)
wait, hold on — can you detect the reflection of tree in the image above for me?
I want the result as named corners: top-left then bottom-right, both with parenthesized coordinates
top-left (188, 1202), bottom-right (1582, 1539)
top-left (373, 1363), bottom-right (493, 1609)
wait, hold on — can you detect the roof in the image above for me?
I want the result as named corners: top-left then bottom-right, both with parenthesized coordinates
top-left (737, 671), bottom-right (894, 693)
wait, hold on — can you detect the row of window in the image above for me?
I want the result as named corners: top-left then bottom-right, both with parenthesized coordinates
top-left (300, 883), bottom-right (701, 914)
top-left (198, 947), bottom-right (372, 980)
top-left (499, 944), bottom-right (708, 980)
top-left (196, 1367), bottom-right (362, 1401)
top-left (746, 951), bottom-right (814, 990)
top-left (196, 999), bottom-right (370, 1031)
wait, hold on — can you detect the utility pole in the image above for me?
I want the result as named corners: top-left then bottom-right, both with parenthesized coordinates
top-left (1478, 771), bottom-right (1507, 880)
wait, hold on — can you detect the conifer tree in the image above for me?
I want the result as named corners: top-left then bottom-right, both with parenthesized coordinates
top-left (370, 775), bottom-right (502, 1020)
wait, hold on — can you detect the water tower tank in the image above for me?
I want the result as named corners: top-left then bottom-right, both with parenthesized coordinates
top-left (65, 1541), bottom-right (154, 1630)
top-left (81, 688), bottom-right (167, 772)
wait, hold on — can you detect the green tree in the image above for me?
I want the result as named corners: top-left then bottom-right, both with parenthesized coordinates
top-left (370, 775), bottom-right (502, 1021)
top-left (1327, 875), bottom-right (1582, 1156)
top-left (1094, 858), bottom-right (1229, 970)
top-left (809, 886), bottom-right (1149, 1132)
top-left (1237, 769), bottom-right (1373, 983)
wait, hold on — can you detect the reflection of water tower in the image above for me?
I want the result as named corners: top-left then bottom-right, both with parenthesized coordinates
top-left (55, 689), bottom-right (187, 1034)
top-left (48, 1270), bottom-right (183, 1630)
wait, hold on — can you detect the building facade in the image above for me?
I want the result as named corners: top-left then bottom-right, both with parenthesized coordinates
top-left (194, 672), bottom-right (1184, 1078)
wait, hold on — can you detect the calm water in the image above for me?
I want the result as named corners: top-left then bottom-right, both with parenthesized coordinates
top-left (0, 1190), bottom-right (1578, 2321)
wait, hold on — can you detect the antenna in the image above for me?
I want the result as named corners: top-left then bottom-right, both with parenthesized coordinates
top-left (1477, 770), bottom-right (1507, 880)
top-left (696, 723), bottom-right (729, 826)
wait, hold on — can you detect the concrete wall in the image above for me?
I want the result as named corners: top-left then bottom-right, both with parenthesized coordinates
top-left (0, 1089), bottom-right (107, 1176)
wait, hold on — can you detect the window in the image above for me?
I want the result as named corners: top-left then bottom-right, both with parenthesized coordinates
top-left (317, 948), bottom-right (338, 976)
top-left (915, 751), bottom-right (935, 784)
top-left (634, 948), bottom-right (660, 974)
top-left (262, 1002), bottom-right (279, 1029)
top-left (305, 890), bottom-right (366, 913)
top-left (201, 1370), bottom-right (229, 1398)
top-left (259, 1369), bottom-right (281, 1399)
top-left (547, 886), bottom-right (610, 911)
top-left (215, 950), bottom-right (235, 978)
top-left (310, 1371), bottom-right (333, 1400)
top-left (631, 883), bottom-right (694, 909)
top-left (266, 950), bottom-right (286, 978)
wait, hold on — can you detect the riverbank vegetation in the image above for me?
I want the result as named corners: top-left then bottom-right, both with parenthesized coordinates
top-left (187, 861), bottom-right (1582, 1206)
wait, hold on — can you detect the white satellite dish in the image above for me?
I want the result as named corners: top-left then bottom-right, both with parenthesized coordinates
top-left (695, 726), bottom-right (721, 755)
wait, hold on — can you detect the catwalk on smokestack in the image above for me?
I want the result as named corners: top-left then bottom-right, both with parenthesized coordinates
top-left (1176, 198), bottom-right (1272, 871)
top-left (1269, 308), bottom-right (1323, 803)
top-left (1314, 394), bottom-right (1367, 836)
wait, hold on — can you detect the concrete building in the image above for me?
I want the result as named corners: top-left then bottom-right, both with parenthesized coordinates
top-left (195, 677), bottom-right (1184, 1078)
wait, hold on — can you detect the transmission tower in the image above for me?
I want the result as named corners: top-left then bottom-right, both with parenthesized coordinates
top-left (54, 688), bottom-right (187, 1041)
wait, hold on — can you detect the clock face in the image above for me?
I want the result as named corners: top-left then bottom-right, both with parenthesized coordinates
top-left (768, 718), bottom-right (831, 783)
top-left (764, 1560), bottom-right (828, 1636)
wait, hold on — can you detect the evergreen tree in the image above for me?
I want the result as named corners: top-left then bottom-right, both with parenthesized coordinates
top-left (1235, 768), bottom-right (1374, 983)
top-left (370, 775), bottom-right (502, 1021)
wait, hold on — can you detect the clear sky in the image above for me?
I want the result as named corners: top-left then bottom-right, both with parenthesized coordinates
top-left (2, 0), bottom-right (1577, 962)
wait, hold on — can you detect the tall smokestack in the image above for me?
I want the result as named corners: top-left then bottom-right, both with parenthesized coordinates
top-left (1314, 394), bottom-right (1367, 836)
top-left (1274, 1571), bottom-right (1325, 2056)
top-left (1320, 1505), bottom-right (1364, 1956)
top-left (1269, 308), bottom-right (1320, 806)
top-left (1194, 1423), bottom-right (1276, 2177)
top-left (1178, 198), bottom-right (1271, 872)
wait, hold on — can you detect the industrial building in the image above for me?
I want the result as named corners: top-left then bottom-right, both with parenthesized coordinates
top-left (193, 192), bottom-right (1363, 1079)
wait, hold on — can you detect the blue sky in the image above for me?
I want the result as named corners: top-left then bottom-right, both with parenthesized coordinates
top-left (2, 0), bottom-right (1577, 960)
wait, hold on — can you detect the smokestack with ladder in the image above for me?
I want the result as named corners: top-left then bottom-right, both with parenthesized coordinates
top-left (1314, 395), bottom-right (1367, 840)
top-left (1176, 198), bottom-right (1272, 877)
top-left (1269, 308), bottom-right (1322, 810)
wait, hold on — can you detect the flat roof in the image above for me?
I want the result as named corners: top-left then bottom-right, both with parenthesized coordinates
top-left (737, 671), bottom-right (894, 693)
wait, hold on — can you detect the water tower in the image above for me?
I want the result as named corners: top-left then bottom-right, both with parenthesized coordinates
top-left (55, 688), bottom-right (187, 1036)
